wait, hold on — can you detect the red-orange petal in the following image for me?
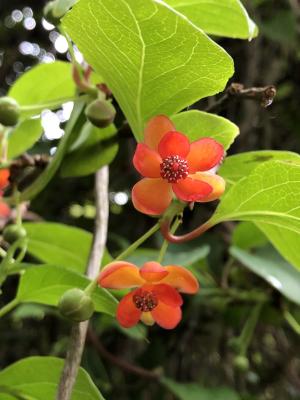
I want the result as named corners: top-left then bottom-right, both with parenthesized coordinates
top-left (132, 178), bottom-right (173, 216)
top-left (0, 169), bottom-right (10, 190)
top-left (159, 266), bottom-right (199, 294)
top-left (190, 172), bottom-right (226, 202)
top-left (158, 131), bottom-right (190, 159)
top-left (144, 115), bottom-right (176, 151)
top-left (98, 262), bottom-right (145, 289)
top-left (0, 202), bottom-right (10, 218)
top-left (139, 262), bottom-right (169, 282)
top-left (133, 143), bottom-right (162, 178)
top-left (172, 176), bottom-right (212, 202)
top-left (187, 138), bottom-right (224, 172)
top-left (153, 283), bottom-right (183, 307)
top-left (151, 303), bottom-right (182, 329)
top-left (116, 291), bottom-right (141, 328)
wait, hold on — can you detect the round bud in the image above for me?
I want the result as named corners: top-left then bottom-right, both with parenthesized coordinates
top-left (43, 1), bottom-right (61, 25)
top-left (58, 288), bottom-right (94, 322)
top-left (233, 355), bottom-right (250, 372)
top-left (3, 225), bottom-right (27, 244)
top-left (85, 99), bottom-right (116, 128)
top-left (0, 97), bottom-right (20, 127)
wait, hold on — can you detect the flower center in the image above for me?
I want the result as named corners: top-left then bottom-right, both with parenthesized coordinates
top-left (160, 155), bottom-right (189, 183)
top-left (133, 290), bottom-right (158, 312)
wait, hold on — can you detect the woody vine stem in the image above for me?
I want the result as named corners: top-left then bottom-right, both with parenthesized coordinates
top-left (56, 166), bottom-right (109, 400)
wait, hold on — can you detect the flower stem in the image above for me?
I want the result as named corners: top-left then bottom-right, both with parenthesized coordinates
top-left (19, 94), bottom-right (90, 114)
top-left (115, 222), bottom-right (160, 261)
top-left (0, 298), bottom-right (19, 318)
top-left (157, 217), bottom-right (181, 263)
top-left (84, 221), bottom-right (161, 297)
top-left (239, 303), bottom-right (263, 355)
top-left (161, 218), bottom-right (213, 243)
top-left (284, 310), bottom-right (300, 335)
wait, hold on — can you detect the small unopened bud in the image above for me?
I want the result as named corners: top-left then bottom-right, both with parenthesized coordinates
top-left (58, 288), bottom-right (94, 322)
top-left (0, 97), bottom-right (20, 127)
top-left (85, 99), bottom-right (116, 128)
top-left (233, 355), bottom-right (250, 372)
top-left (3, 225), bottom-right (27, 244)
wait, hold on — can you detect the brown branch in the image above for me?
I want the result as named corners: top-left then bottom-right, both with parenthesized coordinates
top-left (160, 218), bottom-right (212, 244)
top-left (205, 83), bottom-right (276, 113)
top-left (56, 166), bottom-right (109, 400)
top-left (87, 328), bottom-right (160, 381)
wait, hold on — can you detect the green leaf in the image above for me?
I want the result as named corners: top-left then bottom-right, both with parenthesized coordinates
top-left (230, 246), bottom-right (300, 306)
top-left (17, 264), bottom-right (117, 316)
top-left (9, 61), bottom-right (76, 118)
top-left (18, 100), bottom-right (86, 202)
top-left (0, 356), bottom-right (105, 400)
top-left (232, 222), bottom-right (268, 250)
top-left (166, 0), bottom-right (258, 39)
top-left (162, 377), bottom-right (240, 400)
top-left (254, 222), bottom-right (300, 272)
top-left (172, 110), bottom-right (239, 151)
top-left (61, 122), bottom-right (118, 177)
top-left (24, 222), bottom-right (92, 272)
top-left (219, 150), bottom-right (300, 186)
top-left (127, 243), bottom-right (210, 267)
top-left (7, 118), bottom-right (43, 159)
top-left (210, 161), bottom-right (300, 269)
top-left (24, 222), bottom-right (111, 272)
top-left (63, 0), bottom-right (233, 140)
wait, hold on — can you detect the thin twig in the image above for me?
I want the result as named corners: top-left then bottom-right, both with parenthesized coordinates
top-left (56, 166), bottom-right (109, 400)
top-left (205, 83), bottom-right (276, 113)
top-left (87, 327), bottom-right (160, 380)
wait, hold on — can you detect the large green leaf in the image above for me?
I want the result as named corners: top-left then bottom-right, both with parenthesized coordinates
top-left (127, 243), bottom-right (210, 267)
top-left (166, 0), bottom-right (257, 39)
top-left (0, 356), bottom-right (105, 400)
top-left (219, 151), bottom-right (300, 186)
top-left (162, 378), bottom-right (239, 400)
top-left (232, 221), bottom-right (267, 250)
top-left (24, 222), bottom-right (92, 272)
top-left (24, 222), bottom-right (111, 271)
top-left (172, 110), bottom-right (239, 151)
top-left (9, 61), bottom-right (76, 118)
top-left (8, 118), bottom-right (43, 159)
top-left (17, 264), bottom-right (117, 315)
top-left (63, 0), bottom-right (233, 140)
top-left (61, 122), bottom-right (118, 177)
top-left (210, 161), bottom-right (300, 269)
top-left (230, 246), bottom-right (300, 306)
top-left (254, 223), bottom-right (300, 272)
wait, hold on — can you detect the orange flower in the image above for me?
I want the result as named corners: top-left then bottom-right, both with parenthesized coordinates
top-left (98, 261), bottom-right (199, 329)
top-left (0, 169), bottom-right (9, 191)
top-left (0, 169), bottom-right (10, 218)
top-left (132, 115), bottom-right (225, 215)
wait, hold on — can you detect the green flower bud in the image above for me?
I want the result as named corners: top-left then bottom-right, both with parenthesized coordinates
top-left (3, 225), bottom-right (27, 244)
top-left (58, 288), bottom-right (94, 322)
top-left (0, 97), bottom-right (20, 127)
top-left (233, 355), bottom-right (250, 372)
top-left (85, 99), bottom-right (116, 128)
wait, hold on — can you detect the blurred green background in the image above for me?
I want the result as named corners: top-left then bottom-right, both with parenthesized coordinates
top-left (0, 1), bottom-right (300, 399)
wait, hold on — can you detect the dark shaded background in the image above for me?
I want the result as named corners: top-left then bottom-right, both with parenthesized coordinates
top-left (0, 1), bottom-right (300, 399)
